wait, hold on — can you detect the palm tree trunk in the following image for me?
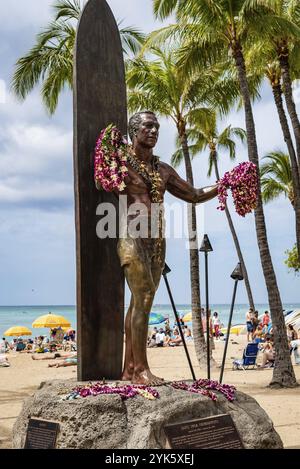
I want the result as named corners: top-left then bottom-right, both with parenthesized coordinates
top-left (233, 45), bottom-right (297, 387)
top-left (213, 156), bottom-right (255, 310)
top-left (278, 49), bottom-right (300, 173)
top-left (180, 130), bottom-right (208, 368)
top-left (272, 82), bottom-right (300, 263)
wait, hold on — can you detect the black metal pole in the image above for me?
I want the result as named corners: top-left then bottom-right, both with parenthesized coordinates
top-left (163, 273), bottom-right (196, 381)
top-left (219, 279), bottom-right (239, 384)
top-left (204, 252), bottom-right (211, 380)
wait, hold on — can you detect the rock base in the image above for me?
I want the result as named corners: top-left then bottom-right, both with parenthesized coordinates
top-left (12, 379), bottom-right (283, 449)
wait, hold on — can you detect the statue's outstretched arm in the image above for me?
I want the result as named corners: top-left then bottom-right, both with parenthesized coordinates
top-left (164, 163), bottom-right (218, 204)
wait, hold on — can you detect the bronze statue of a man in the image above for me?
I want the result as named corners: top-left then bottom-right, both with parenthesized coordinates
top-left (116, 111), bottom-right (218, 386)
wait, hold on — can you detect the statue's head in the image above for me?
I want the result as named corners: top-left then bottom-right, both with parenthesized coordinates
top-left (128, 111), bottom-right (160, 148)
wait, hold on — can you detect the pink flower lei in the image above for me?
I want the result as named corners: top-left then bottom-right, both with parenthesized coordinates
top-left (217, 162), bottom-right (258, 217)
top-left (94, 124), bottom-right (128, 192)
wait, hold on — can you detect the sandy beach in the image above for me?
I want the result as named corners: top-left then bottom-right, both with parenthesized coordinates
top-left (1, 336), bottom-right (300, 449)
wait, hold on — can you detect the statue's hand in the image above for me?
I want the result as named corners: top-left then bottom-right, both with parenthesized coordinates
top-left (196, 184), bottom-right (218, 203)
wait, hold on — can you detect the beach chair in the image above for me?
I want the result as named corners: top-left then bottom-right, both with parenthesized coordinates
top-left (232, 343), bottom-right (259, 371)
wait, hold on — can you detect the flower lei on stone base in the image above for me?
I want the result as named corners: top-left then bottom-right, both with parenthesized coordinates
top-left (170, 379), bottom-right (236, 402)
top-left (60, 380), bottom-right (236, 403)
top-left (217, 162), bottom-right (258, 217)
top-left (61, 383), bottom-right (160, 401)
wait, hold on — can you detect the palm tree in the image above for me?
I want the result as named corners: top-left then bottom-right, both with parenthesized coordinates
top-left (151, 0), bottom-right (297, 387)
top-left (272, 1), bottom-right (300, 170)
top-left (245, 38), bottom-right (300, 263)
top-left (261, 151), bottom-right (294, 206)
top-left (172, 115), bottom-right (255, 310)
top-left (126, 46), bottom-right (240, 368)
top-left (11, 0), bottom-right (145, 114)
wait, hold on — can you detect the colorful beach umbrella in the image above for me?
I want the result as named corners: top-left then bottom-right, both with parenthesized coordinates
top-left (32, 312), bottom-right (71, 329)
top-left (148, 313), bottom-right (166, 325)
top-left (4, 326), bottom-right (32, 337)
top-left (183, 312), bottom-right (192, 323)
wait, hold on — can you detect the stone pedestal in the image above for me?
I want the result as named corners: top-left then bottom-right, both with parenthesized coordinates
top-left (12, 380), bottom-right (283, 449)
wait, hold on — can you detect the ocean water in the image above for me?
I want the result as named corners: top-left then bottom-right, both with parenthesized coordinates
top-left (0, 303), bottom-right (299, 339)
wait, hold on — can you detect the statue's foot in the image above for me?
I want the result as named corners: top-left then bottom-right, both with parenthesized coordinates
top-left (121, 364), bottom-right (134, 382)
top-left (132, 368), bottom-right (165, 386)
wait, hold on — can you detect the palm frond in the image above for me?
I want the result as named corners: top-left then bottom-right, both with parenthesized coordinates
top-left (53, 0), bottom-right (83, 21)
top-left (119, 25), bottom-right (145, 56)
top-left (260, 177), bottom-right (288, 203)
top-left (171, 148), bottom-right (184, 168)
top-left (153, 0), bottom-right (179, 20)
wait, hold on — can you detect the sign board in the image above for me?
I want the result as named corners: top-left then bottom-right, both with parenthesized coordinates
top-left (24, 418), bottom-right (60, 449)
top-left (164, 414), bottom-right (244, 449)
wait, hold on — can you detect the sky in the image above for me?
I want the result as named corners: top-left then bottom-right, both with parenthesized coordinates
top-left (0, 0), bottom-right (299, 307)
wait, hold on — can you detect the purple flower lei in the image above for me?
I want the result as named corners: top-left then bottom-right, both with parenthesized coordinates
top-left (61, 380), bottom-right (235, 403)
top-left (217, 162), bottom-right (258, 217)
top-left (94, 124), bottom-right (128, 192)
top-left (62, 383), bottom-right (160, 401)
top-left (171, 379), bottom-right (236, 402)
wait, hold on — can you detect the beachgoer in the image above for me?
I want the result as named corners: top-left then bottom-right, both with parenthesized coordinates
top-left (287, 324), bottom-right (298, 342)
top-left (246, 307), bottom-right (254, 342)
top-left (166, 329), bottom-right (182, 346)
top-left (212, 312), bottom-right (221, 339)
top-left (155, 328), bottom-right (165, 347)
top-left (164, 319), bottom-right (171, 336)
top-left (0, 354), bottom-right (10, 367)
top-left (290, 338), bottom-right (300, 365)
top-left (48, 356), bottom-right (77, 368)
top-left (1, 338), bottom-right (9, 353)
top-left (259, 337), bottom-right (275, 368)
top-left (262, 311), bottom-right (270, 334)
top-left (253, 325), bottom-right (264, 343)
top-left (100, 111), bottom-right (217, 385)
top-left (32, 351), bottom-right (76, 361)
top-left (184, 325), bottom-right (192, 340)
top-left (252, 311), bottom-right (260, 333)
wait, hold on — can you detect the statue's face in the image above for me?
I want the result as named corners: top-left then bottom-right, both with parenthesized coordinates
top-left (135, 113), bottom-right (160, 148)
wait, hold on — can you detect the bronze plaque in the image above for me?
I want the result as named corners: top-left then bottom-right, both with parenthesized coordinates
top-left (164, 414), bottom-right (244, 449)
top-left (24, 418), bottom-right (60, 449)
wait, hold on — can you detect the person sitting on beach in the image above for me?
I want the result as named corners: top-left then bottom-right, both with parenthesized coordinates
top-left (0, 354), bottom-right (10, 367)
top-left (164, 319), bottom-right (171, 337)
top-left (184, 325), bottom-right (192, 341)
top-left (259, 336), bottom-right (275, 368)
top-left (165, 329), bottom-right (183, 346)
top-left (155, 328), bottom-right (165, 347)
top-left (287, 324), bottom-right (298, 342)
top-left (253, 325), bottom-right (264, 344)
top-left (48, 355), bottom-right (77, 368)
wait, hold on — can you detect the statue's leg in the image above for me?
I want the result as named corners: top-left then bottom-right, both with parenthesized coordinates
top-left (124, 258), bottom-right (164, 386)
top-left (121, 295), bottom-right (134, 381)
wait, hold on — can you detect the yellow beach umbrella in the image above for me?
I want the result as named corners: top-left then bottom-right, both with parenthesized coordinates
top-left (183, 312), bottom-right (192, 322)
top-left (32, 312), bottom-right (71, 329)
top-left (4, 326), bottom-right (32, 337)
